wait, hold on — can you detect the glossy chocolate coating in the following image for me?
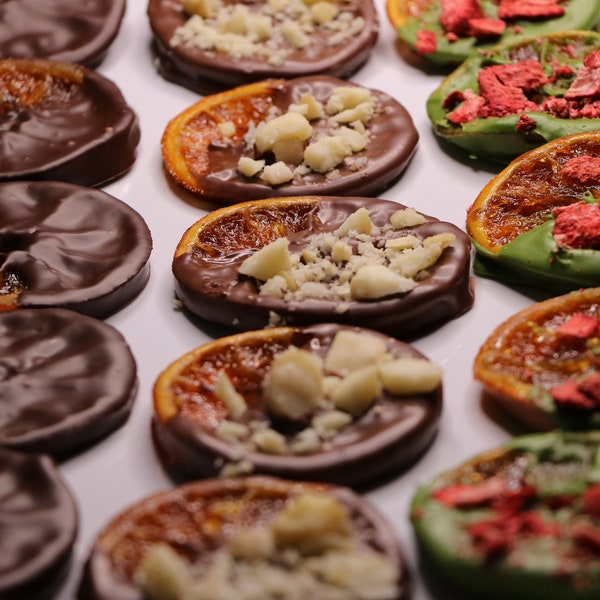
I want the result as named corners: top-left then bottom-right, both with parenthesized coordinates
top-left (78, 475), bottom-right (410, 600)
top-left (147, 0), bottom-right (379, 90)
top-left (152, 323), bottom-right (443, 488)
top-left (0, 447), bottom-right (78, 600)
top-left (0, 181), bottom-right (152, 318)
top-left (0, 308), bottom-right (138, 458)
top-left (176, 77), bottom-right (418, 203)
top-left (0, 59), bottom-right (140, 187)
top-left (173, 197), bottom-right (474, 339)
top-left (0, 0), bottom-right (126, 67)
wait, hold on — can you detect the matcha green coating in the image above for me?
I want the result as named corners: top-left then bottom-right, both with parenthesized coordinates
top-left (427, 31), bottom-right (600, 163)
top-left (410, 431), bottom-right (600, 600)
top-left (398, 0), bottom-right (600, 67)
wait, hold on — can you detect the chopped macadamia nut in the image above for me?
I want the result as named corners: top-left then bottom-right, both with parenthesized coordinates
top-left (324, 330), bottom-right (388, 375)
top-left (217, 120), bottom-right (236, 138)
top-left (214, 371), bottom-right (247, 418)
top-left (311, 409), bottom-right (353, 438)
top-left (326, 87), bottom-right (373, 114)
top-left (385, 235), bottom-right (420, 251)
top-left (263, 347), bottom-right (324, 420)
top-left (329, 365), bottom-right (380, 416)
top-left (390, 245), bottom-right (444, 279)
top-left (272, 138), bottom-right (305, 164)
top-left (311, 1), bottom-right (339, 24)
top-left (331, 240), bottom-right (352, 263)
top-left (271, 493), bottom-right (351, 555)
top-left (390, 207), bottom-right (427, 229)
top-left (255, 112), bottom-right (313, 155)
top-left (216, 420), bottom-right (249, 443)
top-left (238, 156), bottom-right (265, 177)
top-left (379, 358), bottom-right (442, 395)
top-left (239, 236), bottom-right (292, 281)
top-left (350, 264), bottom-right (416, 300)
top-left (291, 427), bottom-right (321, 454)
top-left (423, 232), bottom-right (455, 250)
top-left (183, 0), bottom-right (222, 18)
top-left (281, 19), bottom-right (309, 48)
top-left (294, 93), bottom-right (325, 120)
top-left (303, 135), bottom-right (352, 173)
top-left (252, 428), bottom-right (287, 454)
top-left (228, 527), bottom-right (275, 561)
top-left (135, 544), bottom-right (193, 599)
top-left (335, 206), bottom-right (373, 236)
top-left (338, 125), bottom-right (368, 152)
top-left (332, 102), bottom-right (375, 125)
top-left (260, 161), bottom-right (295, 184)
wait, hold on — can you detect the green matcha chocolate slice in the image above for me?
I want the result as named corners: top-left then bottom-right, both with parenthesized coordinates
top-left (427, 31), bottom-right (600, 163)
top-left (411, 431), bottom-right (600, 600)
top-left (388, 0), bottom-right (600, 68)
top-left (466, 131), bottom-right (600, 292)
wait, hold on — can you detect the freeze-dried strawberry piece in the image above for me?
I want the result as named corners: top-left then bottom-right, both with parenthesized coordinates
top-left (555, 313), bottom-right (600, 338)
top-left (447, 89), bottom-right (486, 123)
top-left (497, 0), bottom-right (565, 20)
top-left (516, 113), bottom-right (537, 131)
top-left (582, 482), bottom-right (600, 517)
top-left (469, 510), bottom-right (557, 561)
top-left (573, 523), bottom-right (600, 550)
top-left (440, 0), bottom-right (483, 36)
top-left (561, 155), bottom-right (600, 186)
top-left (467, 18), bottom-right (506, 39)
top-left (478, 65), bottom-right (539, 117)
top-left (551, 372), bottom-right (600, 411)
top-left (415, 29), bottom-right (437, 55)
top-left (433, 476), bottom-right (508, 507)
top-left (488, 61), bottom-right (549, 91)
top-left (553, 202), bottom-right (600, 249)
top-left (565, 50), bottom-right (600, 99)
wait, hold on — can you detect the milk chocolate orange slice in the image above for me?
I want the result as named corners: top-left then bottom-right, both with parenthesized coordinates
top-left (172, 196), bottom-right (473, 338)
top-left (152, 323), bottom-right (443, 486)
top-left (162, 76), bottom-right (418, 204)
top-left (78, 475), bottom-right (410, 600)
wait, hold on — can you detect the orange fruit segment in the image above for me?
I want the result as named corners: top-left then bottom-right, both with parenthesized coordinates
top-left (474, 287), bottom-right (600, 432)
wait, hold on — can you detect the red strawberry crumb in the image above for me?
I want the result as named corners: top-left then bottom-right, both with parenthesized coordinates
top-left (447, 89), bottom-right (486, 123)
top-left (415, 29), bottom-right (437, 55)
top-left (467, 17), bottom-right (506, 39)
top-left (440, 0), bottom-right (483, 36)
top-left (573, 523), bottom-right (600, 551)
top-left (582, 483), bottom-right (600, 517)
top-left (561, 155), bottom-right (600, 186)
top-left (551, 379), bottom-right (597, 410)
top-left (552, 202), bottom-right (600, 249)
top-left (433, 476), bottom-right (509, 507)
top-left (497, 0), bottom-right (565, 20)
top-left (555, 313), bottom-right (599, 338)
top-left (565, 50), bottom-right (600, 100)
top-left (516, 114), bottom-right (537, 131)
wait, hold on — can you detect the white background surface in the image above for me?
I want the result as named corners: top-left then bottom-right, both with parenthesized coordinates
top-left (56, 0), bottom-right (538, 597)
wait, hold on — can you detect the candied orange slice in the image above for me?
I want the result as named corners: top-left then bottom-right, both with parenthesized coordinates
top-left (79, 476), bottom-right (410, 600)
top-left (386, 0), bottom-right (410, 29)
top-left (172, 196), bottom-right (473, 338)
top-left (467, 131), bottom-right (600, 255)
top-left (474, 287), bottom-right (600, 432)
top-left (152, 323), bottom-right (442, 488)
top-left (161, 76), bottom-right (418, 205)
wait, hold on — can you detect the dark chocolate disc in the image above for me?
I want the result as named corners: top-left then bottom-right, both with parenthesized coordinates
top-left (0, 447), bottom-right (78, 600)
top-left (0, 0), bottom-right (126, 67)
top-left (152, 323), bottom-right (443, 487)
top-left (0, 308), bottom-right (138, 457)
top-left (172, 196), bottom-right (474, 339)
top-left (0, 59), bottom-right (140, 187)
top-left (0, 181), bottom-right (152, 318)
top-left (78, 475), bottom-right (410, 600)
top-left (147, 0), bottom-right (379, 91)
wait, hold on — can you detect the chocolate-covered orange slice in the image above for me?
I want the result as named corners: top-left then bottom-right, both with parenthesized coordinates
top-left (152, 323), bottom-right (443, 486)
top-left (387, 0), bottom-right (600, 68)
top-left (0, 308), bottom-right (138, 457)
top-left (0, 0), bottom-right (126, 67)
top-left (0, 59), bottom-right (140, 186)
top-left (148, 0), bottom-right (379, 90)
top-left (427, 31), bottom-right (600, 163)
top-left (467, 131), bottom-right (600, 292)
top-left (0, 181), bottom-right (152, 318)
top-left (474, 287), bottom-right (600, 431)
top-left (78, 475), bottom-right (410, 600)
top-left (173, 196), bottom-right (473, 338)
top-left (162, 76), bottom-right (418, 204)
top-left (0, 447), bottom-right (78, 600)
top-left (411, 431), bottom-right (600, 600)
